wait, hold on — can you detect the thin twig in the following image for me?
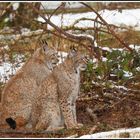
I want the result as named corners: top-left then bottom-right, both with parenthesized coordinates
top-left (32, 6), bottom-right (94, 48)
top-left (80, 2), bottom-right (133, 52)
top-left (48, 2), bottom-right (66, 20)
top-left (71, 17), bottom-right (128, 30)
top-left (32, 6), bottom-right (101, 59)
top-left (62, 26), bottom-right (110, 34)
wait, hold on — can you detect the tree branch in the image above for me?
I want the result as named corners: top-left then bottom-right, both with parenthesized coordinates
top-left (80, 2), bottom-right (133, 52)
top-left (32, 6), bottom-right (94, 48)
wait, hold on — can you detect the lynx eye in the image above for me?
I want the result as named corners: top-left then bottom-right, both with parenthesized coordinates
top-left (50, 53), bottom-right (58, 58)
top-left (42, 46), bottom-right (46, 52)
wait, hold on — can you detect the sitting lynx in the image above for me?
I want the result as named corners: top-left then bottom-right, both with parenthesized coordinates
top-left (0, 40), bottom-right (59, 130)
top-left (31, 48), bottom-right (88, 131)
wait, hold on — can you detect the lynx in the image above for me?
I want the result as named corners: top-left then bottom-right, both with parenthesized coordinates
top-left (31, 48), bottom-right (88, 131)
top-left (0, 40), bottom-right (59, 130)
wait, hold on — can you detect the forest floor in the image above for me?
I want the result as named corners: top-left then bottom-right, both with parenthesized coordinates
top-left (0, 76), bottom-right (139, 138)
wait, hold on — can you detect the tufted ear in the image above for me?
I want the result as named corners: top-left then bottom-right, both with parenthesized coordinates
top-left (68, 46), bottom-right (78, 58)
top-left (39, 39), bottom-right (49, 53)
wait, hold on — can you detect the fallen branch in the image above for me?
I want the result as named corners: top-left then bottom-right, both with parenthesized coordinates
top-left (0, 29), bottom-right (45, 46)
top-left (71, 17), bottom-right (129, 31)
top-left (0, 129), bottom-right (65, 135)
top-left (62, 26), bottom-right (110, 34)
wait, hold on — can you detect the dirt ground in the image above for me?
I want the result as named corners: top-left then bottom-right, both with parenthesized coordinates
top-left (0, 79), bottom-right (140, 138)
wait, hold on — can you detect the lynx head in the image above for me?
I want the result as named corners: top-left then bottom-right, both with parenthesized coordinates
top-left (68, 46), bottom-right (88, 72)
top-left (39, 39), bottom-right (59, 70)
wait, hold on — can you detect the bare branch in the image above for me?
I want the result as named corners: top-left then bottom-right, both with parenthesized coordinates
top-left (72, 17), bottom-right (104, 27)
top-left (32, 6), bottom-right (94, 47)
top-left (62, 25), bottom-right (110, 34)
top-left (80, 2), bottom-right (133, 52)
top-left (48, 2), bottom-right (66, 20)
top-left (71, 17), bottom-right (128, 31)
top-left (0, 3), bottom-right (13, 19)
top-left (0, 129), bottom-right (64, 135)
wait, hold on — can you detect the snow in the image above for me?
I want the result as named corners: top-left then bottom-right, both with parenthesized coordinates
top-left (0, 62), bottom-right (22, 83)
top-left (12, 2), bottom-right (19, 10)
top-left (129, 44), bottom-right (140, 52)
top-left (114, 85), bottom-right (128, 91)
top-left (0, 61), bottom-right (24, 83)
top-left (0, 4), bottom-right (140, 138)
top-left (0, 51), bottom-right (68, 83)
top-left (37, 9), bottom-right (140, 31)
top-left (101, 45), bottom-right (140, 53)
top-left (78, 127), bottom-right (140, 138)
top-left (136, 67), bottom-right (140, 71)
top-left (41, 2), bottom-right (84, 10)
top-left (123, 70), bottom-right (133, 78)
top-left (101, 56), bottom-right (108, 62)
top-left (0, 53), bottom-right (25, 82)
top-left (102, 47), bottom-right (112, 52)
top-left (100, 9), bottom-right (140, 29)
top-left (58, 51), bottom-right (68, 63)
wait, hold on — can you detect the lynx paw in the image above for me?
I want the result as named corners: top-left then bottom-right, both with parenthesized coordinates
top-left (35, 123), bottom-right (46, 131)
top-left (46, 126), bottom-right (64, 132)
top-left (76, 123), bottom-right (83, 128)
top-left (66, 123), bottom-right (83, 129)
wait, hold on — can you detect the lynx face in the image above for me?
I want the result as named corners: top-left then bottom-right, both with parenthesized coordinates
top-left (68, 48), bottom-right (88, 72)
top-left (75, 54), bottom-right (88, 72)
top-left (40, 39), bottom-right (59, 70)
top-left (45, 51), bottom-right (59, 69)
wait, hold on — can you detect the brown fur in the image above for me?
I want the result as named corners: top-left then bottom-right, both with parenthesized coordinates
top-left (31, 50), bottom-right (88, 131)
top-left (0, 44), bottom-right (59, 130)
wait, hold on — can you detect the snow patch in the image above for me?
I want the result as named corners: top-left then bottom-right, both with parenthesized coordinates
top-left (129, 44), bottom-right (140, 52)
top-left (102, 47), bottom-right (112, 52)
top-left (0, 54), bottom-right (25, 83)
top-left (12, 2), bottom-right (19, 10)
top-left (0, 51), bottom-right (68, 83)
top-left (114, 85), bottom-right (128, 91)
top-left (123, 70), bottom-right (133, 78)
top-left (136, 67), bottom-right (140, 71)
top-left (41, 2), bottom-right (84, 10)
top-left (101, 56), bottom-right (108, 62)
top-left (58, 51), bottom-right (68, 63)
top-left (79, 127), bottom-right (140, 138)
top-left (37, 9), bottom-right (140, 31)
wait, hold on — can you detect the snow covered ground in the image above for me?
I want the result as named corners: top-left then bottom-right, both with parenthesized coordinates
top-left (0, 7), bottom-right (140, 138)
top-left (1, 8), bottom-right (140, 82)
top-left (0, 51), bottom-right (68, 83)
top-left (0, 54), bottom-right (25, 83)
top-left (78, 127), bottom-right (140, 138)
top-left (38, 8), bottom-right (140, 30)
top-left (41, 2), bottom-right (84, 10)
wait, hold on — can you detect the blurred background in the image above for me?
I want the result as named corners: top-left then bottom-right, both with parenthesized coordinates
top-left (0, 2), bottom-right (140, 138)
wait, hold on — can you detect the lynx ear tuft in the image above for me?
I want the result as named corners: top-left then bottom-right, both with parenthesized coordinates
top-left (68, 46), bottom-right (77, 58)
top-left (39, 39), bottom-right (49, 52)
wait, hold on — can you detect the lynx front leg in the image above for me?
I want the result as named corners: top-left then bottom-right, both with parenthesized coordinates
top-left (71, 101), bottom-right (83, 128)
top-left (35, 112), bottom-right (63, 132)
top-left (35, 104), bottom-right (63, 131)
top-left (71, 101), bottom-right (77, 124)
top-left (35, 115), bottom-right (49, 131)
top-left (60, 99), bottom-right (81, 129)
